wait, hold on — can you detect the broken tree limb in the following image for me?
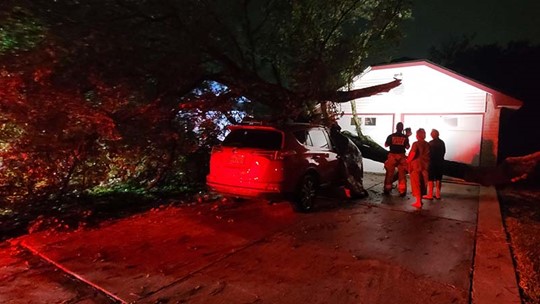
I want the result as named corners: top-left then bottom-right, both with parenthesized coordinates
top-left (332, 79), bottom-right (402, 103)
top-left (343, 132), bottom-right (540, 186)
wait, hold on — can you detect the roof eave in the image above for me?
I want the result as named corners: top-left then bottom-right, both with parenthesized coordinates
top-left (493, 94), bottom-right (523, 109)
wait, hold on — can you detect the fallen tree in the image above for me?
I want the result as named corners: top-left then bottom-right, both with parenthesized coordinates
top-left (343, 132), bottom-right (540, 186)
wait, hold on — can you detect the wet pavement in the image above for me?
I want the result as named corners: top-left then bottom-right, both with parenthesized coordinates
top-left (0, 173), bottom-right (519, 303)
top-left (0, 242), bottom-right (112, 303)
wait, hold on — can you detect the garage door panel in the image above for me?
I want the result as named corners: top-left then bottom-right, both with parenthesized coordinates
top-left (404, 114), bottom-right (482, 166)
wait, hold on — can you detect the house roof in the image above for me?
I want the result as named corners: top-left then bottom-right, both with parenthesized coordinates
top-left (370, 60), bottom-right (523, 109)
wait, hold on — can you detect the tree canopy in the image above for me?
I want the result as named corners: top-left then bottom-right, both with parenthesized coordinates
top-left (3, 0), bottom-right (411, 117)
top-left (0, 0), bottom-right (412, 204)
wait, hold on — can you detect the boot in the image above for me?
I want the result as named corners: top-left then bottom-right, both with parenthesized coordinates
top-left (423, 181), bottom-right (433, 199)
top-left (435, 181), bottom-right (442, 199)
top-left (411, 199), bottom-right (422, 209)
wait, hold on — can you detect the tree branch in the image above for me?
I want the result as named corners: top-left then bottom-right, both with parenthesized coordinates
top-left (320, 0), bottom-right (362, 54)
top-left (330, 78), bottom-right (401, 103)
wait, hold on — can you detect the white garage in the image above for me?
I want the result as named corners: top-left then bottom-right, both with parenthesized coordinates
top-left (336, 60), bottom-right (522, 174)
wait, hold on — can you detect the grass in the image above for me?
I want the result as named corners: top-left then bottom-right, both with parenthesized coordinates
top-left (498, 182), bottom-right (540, 304)
top-left (0, 186), bottom-right (206, 242)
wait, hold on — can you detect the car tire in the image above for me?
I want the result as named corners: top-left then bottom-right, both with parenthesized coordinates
top-left (294, 174), bottom-right (318, 212)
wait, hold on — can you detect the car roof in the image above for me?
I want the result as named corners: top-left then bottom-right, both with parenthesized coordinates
top-left (229, 122), bottom-right (326, 132)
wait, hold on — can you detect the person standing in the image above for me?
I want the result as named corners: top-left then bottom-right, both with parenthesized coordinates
top-left (392, 127), bottom-right (413, 184)
top-left (384, 122), bottom-right (410, 196)
top-left (424, 129), bottom-right (446, 199)
top-left (408, 128), bottom-right (430, 208)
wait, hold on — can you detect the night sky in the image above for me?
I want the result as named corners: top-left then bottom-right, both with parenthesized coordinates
top-left (397, 0), bottom-right (540, 59)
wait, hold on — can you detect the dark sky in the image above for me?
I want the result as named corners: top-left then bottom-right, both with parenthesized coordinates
top-left (396, 0), bottom-right (540, 59)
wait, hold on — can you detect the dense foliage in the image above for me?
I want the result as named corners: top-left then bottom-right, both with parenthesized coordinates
top-left (0, 0), bottom-right (411, 207)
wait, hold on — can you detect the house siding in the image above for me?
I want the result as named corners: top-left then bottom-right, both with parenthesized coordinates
top-left (481, 94), bottom-right (501, 166)
top-left (349, 65), bottom-right (487, 114)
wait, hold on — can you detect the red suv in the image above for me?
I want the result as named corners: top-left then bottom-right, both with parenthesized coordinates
top-left (206, 122), bottom-right (364, 212)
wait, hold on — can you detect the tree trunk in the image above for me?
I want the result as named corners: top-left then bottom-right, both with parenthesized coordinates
top-left (349, 100), bottom-right (363, 137)
top-left (343, 131), bottom-right (387, 163)
top-left (343, 132), bottom-right (540, 186)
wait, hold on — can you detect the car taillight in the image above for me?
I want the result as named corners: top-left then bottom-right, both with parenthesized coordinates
top-left (274, 150), bottom-right (297, 160)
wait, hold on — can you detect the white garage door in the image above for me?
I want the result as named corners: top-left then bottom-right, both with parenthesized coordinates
top-left (403, 114), bottom-right (483, 166)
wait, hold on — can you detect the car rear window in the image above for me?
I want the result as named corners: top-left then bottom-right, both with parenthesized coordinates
top-left (222, 129), bottom-right (283, 150)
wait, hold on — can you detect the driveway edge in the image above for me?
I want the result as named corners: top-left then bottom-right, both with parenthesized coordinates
top-left (14, 239), bottom-right (127, 304)
top-left (472, 186), bottom-right (521, 303)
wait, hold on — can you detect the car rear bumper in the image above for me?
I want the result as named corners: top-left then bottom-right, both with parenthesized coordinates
top-left (206, 178), bottom-right (286, 200)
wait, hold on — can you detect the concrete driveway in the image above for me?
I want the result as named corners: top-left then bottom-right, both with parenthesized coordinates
top-left (2, 173), bottom-right (520, 303)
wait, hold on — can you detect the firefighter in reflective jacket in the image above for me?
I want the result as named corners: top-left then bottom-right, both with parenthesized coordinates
top-left (384, 122), bottom-right (410, 196)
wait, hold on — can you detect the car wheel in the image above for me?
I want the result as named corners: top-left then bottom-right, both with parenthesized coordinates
top-left (294, 174), bottom-right (318, 212)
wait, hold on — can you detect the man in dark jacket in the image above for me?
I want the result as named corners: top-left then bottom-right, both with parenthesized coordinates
top-left (424, 129), bottom-right (446, 199)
